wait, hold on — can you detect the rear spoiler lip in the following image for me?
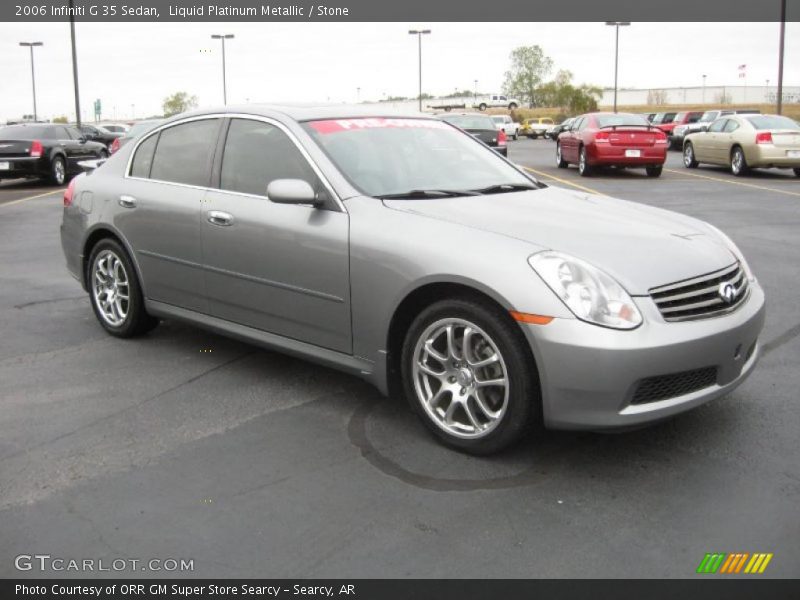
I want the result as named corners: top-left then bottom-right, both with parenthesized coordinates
top-left (77, 158), bottom-right (107, 173)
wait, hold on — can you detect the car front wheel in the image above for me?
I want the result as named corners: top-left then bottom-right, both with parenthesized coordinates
top-left (88, 239), bottom-right (159, 338)
top-left (794, 168), bottom-right (800, 178)
top-left (646, 165), bottom-right (663, 177)
top-left (401, 298), bottom-right (537, 454)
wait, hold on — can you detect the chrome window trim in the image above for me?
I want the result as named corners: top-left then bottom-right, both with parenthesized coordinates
top-left (123, 112), bottom-right (345, 212)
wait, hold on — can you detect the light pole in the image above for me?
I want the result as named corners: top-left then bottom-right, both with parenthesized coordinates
top-left (211, 34), bottom-right (234, 105)
top-left (408, 29), bottom-right (431, 112)
top-left (702, 74), bottom-right (706, 103)
top-left (20, 42), bottom-right (43, 121)
top-left (356, 87), bottom-right (361, 103)
top-left (777, 0), bottom-right (786, 115)
top-left (605, 22), bottom-right (630, 113)
top-left (474, 79), bottom-right (478, 104)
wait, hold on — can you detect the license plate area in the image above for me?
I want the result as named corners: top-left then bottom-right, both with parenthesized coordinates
top-left (625, 149), bottom-right (641, 158)
top-left (787, 150), bottom-right (800, 158)
top-left (0, 162), bottom-right (10, 170)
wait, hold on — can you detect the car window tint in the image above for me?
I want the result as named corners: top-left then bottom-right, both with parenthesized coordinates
top-left (220, 119), bottom-right (317, 197)
top-left (67, 127), bottom-right (83, 139)
top-left (56, 127), bottom-right (72, 139)
top-left (745, 115), bottom-right (800, 130)
top-left (687, 113), bottom-right (703, 124)
top-left (708, 119), bottom-right (727, 133)
top-left (723, 120), bottom-right (740, 133)
top-left (150, 119), bottom-right (220, 187)
top-left (130, 133), bottom-right (159, 178)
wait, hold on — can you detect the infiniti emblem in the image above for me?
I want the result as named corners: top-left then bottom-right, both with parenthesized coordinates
top-left (719, 282), bottom-right (737, 304)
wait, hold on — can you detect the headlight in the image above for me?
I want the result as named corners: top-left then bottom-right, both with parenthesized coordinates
top-left (529, 251), bottom-right (642, 330)
top-left (706, 224), bottom-right (756, 282)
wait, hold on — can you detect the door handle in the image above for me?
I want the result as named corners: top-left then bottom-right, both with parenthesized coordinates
top-left (207, 210), bottom-right (234, 227)
top-left (118, 195), bottom-right (136, 208)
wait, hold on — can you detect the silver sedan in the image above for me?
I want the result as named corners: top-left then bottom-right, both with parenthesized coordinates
top-left (60, 106), bottom-right (765, 454)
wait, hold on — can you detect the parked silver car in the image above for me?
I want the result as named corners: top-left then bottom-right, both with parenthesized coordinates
top-left (60, 106), bottom-right (765, 454)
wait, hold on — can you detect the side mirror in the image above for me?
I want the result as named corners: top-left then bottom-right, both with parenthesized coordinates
top-left (79, 135), bottom-right (88, 143)
top-left (267, 179), bottom-right (320, 206)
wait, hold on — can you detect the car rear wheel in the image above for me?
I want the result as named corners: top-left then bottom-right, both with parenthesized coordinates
top-left (556, 142), bottom-right (567, 168)
top-left (508, 103), bottom-right (518, 110)
top-left (578, 147), bottom-right (592, 177)
top-left (683, 142), bottom-right (698, 168)
top-left (512, 130), bottom-right (518, 141)
top-left (88, 239), bottom-right (159, 338)
top-left (794, 168), bottom-right (800, 178)
top-left (730, 146), bottom-right (748, 176)
top-left (401, 298), bottom-right (537, 455)
top-left (478, 103), bottom-right (487, 111)
top-left (646, 165), bottom-right (663, 177)
top-left (50, 156), bottom-right (66, 186)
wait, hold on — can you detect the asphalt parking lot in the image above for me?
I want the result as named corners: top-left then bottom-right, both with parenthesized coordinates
top-left (1, 141), bottom-right (798, 579)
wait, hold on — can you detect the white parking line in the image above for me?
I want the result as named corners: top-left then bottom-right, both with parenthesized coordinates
top-left (664, 168), bottom-right (800, 198)
top-left (0, 189), bottom-right (63, 208)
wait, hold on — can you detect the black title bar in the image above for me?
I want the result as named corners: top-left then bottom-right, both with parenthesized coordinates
top-left (3, 0), bottom-right (798, 22)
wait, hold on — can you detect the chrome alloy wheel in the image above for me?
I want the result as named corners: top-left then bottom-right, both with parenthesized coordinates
top-left (412, 318), bottom-right (509, 439)
top-left (92, 250), bottom-right (130, 327)
top-left (683, 144), bottom-right (694, 166)
top-left (731, 148), bottom-right (744, 174)
top-left (53, 159), bottom-right (65, 185)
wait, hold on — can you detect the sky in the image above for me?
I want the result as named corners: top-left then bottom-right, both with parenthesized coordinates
top-left (0, 21), bottom-right (797, 123)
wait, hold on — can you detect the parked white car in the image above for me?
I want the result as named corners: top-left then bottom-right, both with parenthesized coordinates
top-left (473, 94), bottom-right (520, 111)
top-left (491, 115), bottom-right (520, 140)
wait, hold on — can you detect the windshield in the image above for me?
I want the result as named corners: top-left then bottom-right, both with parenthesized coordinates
top-left (491, 116), bottom-right (504, 124)
top-left (0, 125), bottom-right (52, 140)
top-left (302, 117), bottom-right (532, 198)
top-left (699, 111), bottom-right (719, 123)
top-left (441, 114), bottom-right (494, 130)
top-left (745, 115), bottom-right (800, 131)
top-left (595, 113), bottom-right (649, 128)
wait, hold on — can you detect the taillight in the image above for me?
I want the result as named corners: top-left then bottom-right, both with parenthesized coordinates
top-left (756, 131), bottom-right (773, 144)
top-left (110, 137), bottom-right (120, 154)
top-left (655, 132), bottom-right (668, 144)
top-left (497, 129), bottom-right (507, 146)
top-left (30, 140), bottom-right (43, 158)
top-left (63, 178), bottom-right (76, 206)
top-left (595, 131), bottom-right (610, 143)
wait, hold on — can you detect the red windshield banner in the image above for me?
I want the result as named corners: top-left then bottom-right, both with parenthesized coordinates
top-left (308, 118), bottom-right (451, 134)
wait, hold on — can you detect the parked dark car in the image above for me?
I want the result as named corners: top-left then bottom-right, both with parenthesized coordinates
top-left (110, 119), bottom-right (162, 154)
top-left (556, 112), bottom-right (668, 177)
top-left (0, 123), bottom-right (108, 185)
top-left (437, 113), bottom-right (508, 156)
top-left (79, 124), bottom-right (123, 150)
top-left (545, 117), bottom-right (575, 140)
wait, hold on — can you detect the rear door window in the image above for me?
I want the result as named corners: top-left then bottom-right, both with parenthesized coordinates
top-left (219, 118), bottom-right (318, 197)
top-left (723, 120), bottom-right (740, 133)
top-left (149, 118), bottom-right (221, 187)
top-left (708, 119), bottom-right (727, 133)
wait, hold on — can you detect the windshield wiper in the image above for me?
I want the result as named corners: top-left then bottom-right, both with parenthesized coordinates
top-left (471, 183), bottom-right (539, 195)
top-left (376, 189), bottom-right (481, 200)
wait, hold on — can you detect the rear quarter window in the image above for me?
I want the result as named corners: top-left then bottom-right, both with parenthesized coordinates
top-left (130, 133), bottom-right (159, 178)
top-left (149, 119), bottom-right (220, 187)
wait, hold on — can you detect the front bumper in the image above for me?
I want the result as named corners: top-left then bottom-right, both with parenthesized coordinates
top-left (522, 282), bottom-right (766, 430)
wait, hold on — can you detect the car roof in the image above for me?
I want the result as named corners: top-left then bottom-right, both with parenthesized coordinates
top-left (171, 103), bottom-right (431, 124)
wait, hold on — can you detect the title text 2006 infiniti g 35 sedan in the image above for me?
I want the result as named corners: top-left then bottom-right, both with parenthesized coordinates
top-left (60, 106), bottom-right (765, 454)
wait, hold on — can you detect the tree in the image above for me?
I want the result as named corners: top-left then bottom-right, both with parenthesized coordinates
top-left (52, 116), bottom-right (68, 124)
top-left (502, 45), bottom-right (553, 107)
top-left (162, 92), bottom-right (198, 117)
top-left (534, 70), bottom-right (601, 114)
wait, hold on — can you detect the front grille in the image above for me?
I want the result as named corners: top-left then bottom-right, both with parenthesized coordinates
top-left (650, 262), bottom-right (748, 322)
top-left (631, 367), bottom-right (718, 405)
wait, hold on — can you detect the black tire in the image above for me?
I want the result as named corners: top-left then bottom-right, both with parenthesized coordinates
top-left (683, 142), bottom-right (698, 168)
top-left (646, 165), bottom-right (663, 177)
top-left (531, 133), bottom-right (539, 140)
top-left (512, 131), bottom-right (518, 141)
top-left (730, 146), bottom-right (748, 176)
top-left (556, 142), bottom-right (568, 168)
top-left (508, 103), bottom-right (518, 110)
top-left (86, 238), bottom-right (159, 338)
top-left (478, 103), bottom-right (487, 111)
top-left (578, 146), bottom-right (592, 177)
top-left (98, 149), bottom-right (109, 159)
top-left (49, 155), bottom-right (66, 186)
top-left (794, 168), bottom-right (800, 178)
top-left (400, 297), bottom-right (539, 455)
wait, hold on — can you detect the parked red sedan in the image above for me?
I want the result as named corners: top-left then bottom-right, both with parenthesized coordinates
top-left (556, 112), bottom-right (669, 177)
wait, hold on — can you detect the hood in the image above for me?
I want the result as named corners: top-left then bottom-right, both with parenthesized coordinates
top-left (383, 187), bottom-right (735, 295)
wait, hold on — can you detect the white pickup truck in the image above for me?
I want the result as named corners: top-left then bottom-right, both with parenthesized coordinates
top-left (472, 94), bottom-right (520, 111)
top-left (491, 115), bottom-right (520, 140)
